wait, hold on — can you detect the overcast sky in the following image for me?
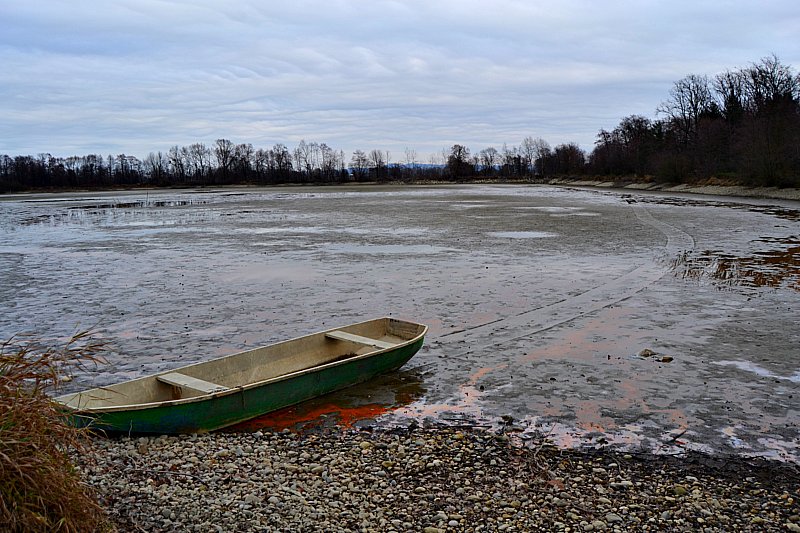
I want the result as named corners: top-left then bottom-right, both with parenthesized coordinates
top-left (2, 1), bottom-right (798, 161)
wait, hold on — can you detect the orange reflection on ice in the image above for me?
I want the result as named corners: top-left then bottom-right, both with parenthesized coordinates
top-left (395, 385), bottom-right (484, 419)
top-left (469, 365), bottom-right (507, 384)
top-left (229, 373), bottom-right (425, 432)
top-left (394, 364), bottom-right (508, 421)
top-left (574, 400), bottom-right (616, 432)
top-left (519, 305), bottom-right (635, 365)
top-left (231, 402), bottom-right (392, 432)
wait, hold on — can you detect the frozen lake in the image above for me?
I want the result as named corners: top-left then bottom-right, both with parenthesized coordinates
top-left (1, 184), bottom-right (798, 460)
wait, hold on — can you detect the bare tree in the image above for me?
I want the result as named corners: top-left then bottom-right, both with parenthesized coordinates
top-left (253, 148), bottom-right (269, 181)
top-left (271, 144), bottom-right (293, 174)
top-left (367, 149), bottom-right (385, 169)
top-left (657, 74), bottom-right (714, 145)
top-left (404, 147), bottom-right (417, 167)
top-left (520, 136), bottom-right (536, 174)
top-left (350, 150), bottom-right (369, 181)
top-left (319, 143), bottom-right (338, 181)
top-left (501, 143), bottom-right (523, 177)
top-left (308, 142), bottom-right (322, 173)
top-left (214, 139), bottom-right (234, 180)
top-left (522, 137), bottom-right (551, 177)
top-left (365, 150), bottom-right (390, 181)
top-left (187, 143), bottom-right (211, 179)
top-left (167, 145), bottom-right (186, 182)
top-left (743, 54), bottom-right (800, 114)
top-left (143, 151), bottom-right (168, 182)
top-left (714, 69), bottom-right (747, 123)
top-left (479, 147), bottom-right (499, 175)
top-left (233, 143), bottom-right (254, 178)
top-left (294, 140), bottom-right (315, 176)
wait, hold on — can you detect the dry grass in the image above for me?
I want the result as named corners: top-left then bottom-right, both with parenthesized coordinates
top-left (0, 332), bottom-right (113, 532)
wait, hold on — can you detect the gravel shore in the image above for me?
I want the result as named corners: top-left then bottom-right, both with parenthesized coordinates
top-left (74, 427), bottom-right (799, 532)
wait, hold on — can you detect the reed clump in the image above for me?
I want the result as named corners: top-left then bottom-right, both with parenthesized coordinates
top-left (0, 332), bottom-right (112, 532)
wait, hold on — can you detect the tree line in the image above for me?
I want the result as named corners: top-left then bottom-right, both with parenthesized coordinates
top-left (592, 54), bottom-right (800, 187)
top-left (2, 55), bottom-right (798, 193)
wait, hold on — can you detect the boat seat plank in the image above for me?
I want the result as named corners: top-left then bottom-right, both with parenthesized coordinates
top-left (157, 372), bottom-right (229, 394)
top-left (325, 330), bottom-right (397, 350)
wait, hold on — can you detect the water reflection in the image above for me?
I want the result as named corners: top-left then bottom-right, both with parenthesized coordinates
top-left (638, 195), bottom-right (800, 222)
top-left (487, 231), bottom-right (557, 239)
top-left (227, 369), bottom-right (426, 432)
top-left (68, 200), bottom-right (203, 210)
top-left (21, 199), bottom-right (207, 225)
top-left (713, 360), bottom-right (800, 383)
top-left (670, 237), bottom-right (800, 291)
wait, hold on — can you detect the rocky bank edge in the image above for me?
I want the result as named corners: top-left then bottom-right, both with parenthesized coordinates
top-left (73, 427), bottom-right (799, 532)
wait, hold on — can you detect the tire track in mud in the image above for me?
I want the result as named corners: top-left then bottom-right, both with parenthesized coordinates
top-left (433, 202), bottom-right (695, 352)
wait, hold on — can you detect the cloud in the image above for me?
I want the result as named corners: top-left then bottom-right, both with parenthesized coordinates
top-left (1, 0), bottom-right (798, 159)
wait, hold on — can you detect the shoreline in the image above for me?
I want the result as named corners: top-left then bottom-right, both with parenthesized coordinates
top-left (542, 178), bottom-right (800, 202)
top-left (76, 426), bottom-right (800, 532)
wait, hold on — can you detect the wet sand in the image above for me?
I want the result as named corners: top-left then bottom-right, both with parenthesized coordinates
top-left (1, 184), bottom-right (798, 461)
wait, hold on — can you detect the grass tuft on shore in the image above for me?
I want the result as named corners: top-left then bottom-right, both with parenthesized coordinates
top-left (0, 332), bottom-right (112, 532)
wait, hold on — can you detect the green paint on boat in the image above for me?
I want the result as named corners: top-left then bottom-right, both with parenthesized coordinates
top-left (56, 318), bottom-right (427, 434)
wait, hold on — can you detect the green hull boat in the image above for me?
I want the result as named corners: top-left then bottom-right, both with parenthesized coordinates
top-left (56, 317), bottom-right (427, 434)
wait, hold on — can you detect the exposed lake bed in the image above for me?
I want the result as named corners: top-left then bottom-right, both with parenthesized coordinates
top-left (2, 184), bottom-right (798, 462)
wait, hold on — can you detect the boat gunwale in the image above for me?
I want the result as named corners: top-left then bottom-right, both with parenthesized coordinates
top-left (57, 317), bottom-right (427, 414)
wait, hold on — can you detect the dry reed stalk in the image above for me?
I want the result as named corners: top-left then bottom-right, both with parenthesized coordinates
top-left (0, 331), bottom-right (113, 532)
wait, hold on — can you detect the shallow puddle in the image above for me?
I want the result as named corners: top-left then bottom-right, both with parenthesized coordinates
top-left (487, 231), bottom-right (558, 239)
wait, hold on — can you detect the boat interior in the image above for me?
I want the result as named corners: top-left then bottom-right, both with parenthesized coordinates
top-left (56, 317), bottom-right (425, 410)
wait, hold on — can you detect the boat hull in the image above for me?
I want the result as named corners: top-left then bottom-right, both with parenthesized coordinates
top-left (61, 319), bottom-right (425, 434)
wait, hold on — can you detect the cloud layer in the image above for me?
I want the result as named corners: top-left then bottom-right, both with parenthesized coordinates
top-left (2, 0), bottom-right (798, 159)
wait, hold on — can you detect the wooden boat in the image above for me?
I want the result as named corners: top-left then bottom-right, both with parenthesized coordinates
top-left (56, 317), bottom-right (427, 434)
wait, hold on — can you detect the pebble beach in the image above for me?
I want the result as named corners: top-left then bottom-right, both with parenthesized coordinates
top-left (75, 427), bottom-right (800, 532)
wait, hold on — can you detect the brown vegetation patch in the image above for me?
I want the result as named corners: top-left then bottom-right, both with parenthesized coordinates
top-left (0, 333), bottom-right (112, 532)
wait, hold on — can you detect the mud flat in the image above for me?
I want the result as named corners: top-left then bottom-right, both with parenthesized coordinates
top-left (2, 184), bottom-right (798, 460)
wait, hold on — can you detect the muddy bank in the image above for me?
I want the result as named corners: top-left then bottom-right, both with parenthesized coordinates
top-left (546, 177), bottom-right (800, 202)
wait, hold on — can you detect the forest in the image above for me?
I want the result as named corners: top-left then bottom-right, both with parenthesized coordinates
top-left (1, 55), bottom-right (798, 193)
